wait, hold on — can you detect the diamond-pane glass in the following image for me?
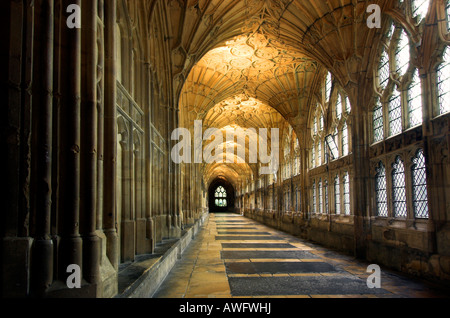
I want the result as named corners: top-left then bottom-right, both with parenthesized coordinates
top-left (326, 72), bottom-right (332, 102)
top-left (343, 172), bottom-right (350, 215)
top-left (379, 49), bottom-right (390, 89)
top-left (392, 156), bottom-right (407, 218)
top-left (319, 179), bottom-right (323, 214)
top-left (335, 175), bottom-right (341, 215)
top-left (375, 162), bottom-right (388, 217)
top-left (336, 94), bottom-right (343, 119)
top-left (373, 98), bottom-right (384, 142)
top-left (412, 149), bottom-right (429, 219)
top-left (314, 116), bottom-right (318, 135)
top-left (312, 181), bottom-right (317, 213)
top-left (389, 88), bottom-right (402, 136)
top-left (318, 141), bottom-right (322, 166)
top-left (408, 69), bottom-right (423, 127)
top-left (438, 47), bottom-right (450, 115)
top-left (342, 123), bottom-right (349, 156)
top-left (396, 29), bottom-right (410, 76)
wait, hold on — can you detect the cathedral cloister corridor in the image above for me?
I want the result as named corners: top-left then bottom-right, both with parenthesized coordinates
top-left (2, 0), bottom-right (450, 305)
top-left (154, 213), bottom-right (450, 298)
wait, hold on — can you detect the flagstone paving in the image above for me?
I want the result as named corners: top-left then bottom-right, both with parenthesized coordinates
top-left (153, 213), bottom-right (450, 298)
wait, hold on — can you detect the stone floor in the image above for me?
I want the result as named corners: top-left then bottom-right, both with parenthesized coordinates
top-left (153, 213), bottom-right (450, 298)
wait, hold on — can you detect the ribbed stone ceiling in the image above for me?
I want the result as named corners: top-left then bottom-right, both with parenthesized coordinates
top-left (169, 0), bottom-right (393, 187)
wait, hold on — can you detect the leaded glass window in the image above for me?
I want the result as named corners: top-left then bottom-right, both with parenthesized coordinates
top-left (343, 172), bottom-right (350, 215)
top-left (395, 29), bottom-right (410, 77)
top-left (318, 179), bottom-right (323, 214)
top-left (313, 116), bottom-right (318, 135)
top-left (438, 47), bottom-right (450, 115)
top-left (335, 175), bottom-right (341, 215)
top-left (379, 49), bottom-right (390, 90)
top-left (317, 141), bottom-right (322, 166)
top-left (312, 180), bottom-right (317, 213)
top-left (408, 69), bottom-right (423, 127)
top-left (324, 180), bottom-right (329, 214)
top-left (389, 88), bottom-right (402, 136)
top-left (311, 145), bottom-right (316, 168)
top-left (373, 97), bottom-right (384, 142)
top-left (214, 186), bottom-right (227, 207)
top-left (345, 96), bottom-right (351, 114)
top-left (342, 123), bottom-right (349, 156)
top-left (392, 156), bottom-right (407, 218)
top-left (412, 149), bottom-right (429, 219)
top-left (336, 94), bottom-right (343, 120)
top-left (326, 72), bottom-right (332, 102)
top-left (375, 162), bottom-right (388, 217)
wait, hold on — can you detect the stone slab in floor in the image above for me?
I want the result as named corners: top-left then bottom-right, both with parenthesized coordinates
top-left (221, 250), bottom-right (320, 259)
top-left (228, 276), bottom-right (391, 296)
top-left (225, 261), bottom-right (338, 274)
top-left (216, 236), bottom-right (285, 240)
top-left (217, 231), bottom-right (271, 235)
top-left (222, 243), bottom-right (297, 249)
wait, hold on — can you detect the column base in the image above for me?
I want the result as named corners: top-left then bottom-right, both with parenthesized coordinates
top-left (1, 237), bottom-right (33, 297)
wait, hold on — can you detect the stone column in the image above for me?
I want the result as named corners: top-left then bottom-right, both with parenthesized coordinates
top-left (30, 0), bottom-right (55, 296)
top-left (349, 87), bottom-right (370, 259)
top-left (58, 0), bottom-right (83, 284)
top-left (144, 64), bottom-right (155, 253)
top-left (80, 0), bottom-right (100, 285)
top-left (103, 0), bottom-right (119, 270)
top-left (120, 129), bottom-right (135, 262)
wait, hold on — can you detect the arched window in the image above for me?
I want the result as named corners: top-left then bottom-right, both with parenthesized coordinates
top-left (392, 156), bottom-right (407, 218)
top-left (214, 186), bottom-right (227, 207)
top-left (373, 14), bottom-right (427, 142)
top-left (412, 149), bottom-right (429, 219)
top-left (334, 175), bottom-right (341, 215)
top-left (375, 162), bottom-right (388, 217)
top-left (437, 47), bottom-right (450, 115)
